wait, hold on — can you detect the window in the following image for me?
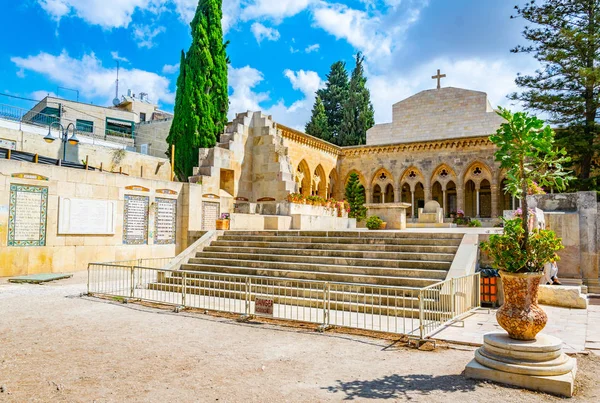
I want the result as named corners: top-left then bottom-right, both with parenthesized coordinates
top-left (105, 117), bottom-right (134, 138)
top-left (76, 119), bottom-right (94, 133)
top-left (139, 112), bottom-right (146, 122)
top-left (30, 106), bottom-right (60, 126)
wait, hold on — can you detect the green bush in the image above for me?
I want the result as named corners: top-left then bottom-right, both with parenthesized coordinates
top-left (365, 216), bottom-right (383, 230)
top-left (480, 218), bottom-right (564, 273)
top-left (468, 219), bottom-right (482, 227)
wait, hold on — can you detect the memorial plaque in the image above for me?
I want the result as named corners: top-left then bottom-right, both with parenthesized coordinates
top-left (155, 197), bottom-right (177, 244)
top-left (123, 195), bottom-right (149, 245)
top-left (58, 197), bottom-right (116, 235)
top-left (8, 184), bottom-right (48, 246)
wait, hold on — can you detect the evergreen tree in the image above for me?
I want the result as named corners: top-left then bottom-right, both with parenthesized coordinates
top-left (339, 52), bottom-right (375, 146)
top-left (316, 61), bottom-right (349, 145)
top-left (509, 0), bottom-right (600, 190)
top-left (305, 96), bottom-right (331, 141)
top-left (167, 0), bottom-right (229, 180)
top-left (345, 172), bottom-right (367, 221)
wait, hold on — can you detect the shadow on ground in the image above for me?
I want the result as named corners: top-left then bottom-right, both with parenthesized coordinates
top-left (323, 373), bottom-right (478, 400)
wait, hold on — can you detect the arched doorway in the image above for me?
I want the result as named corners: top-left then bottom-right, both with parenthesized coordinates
top-left (373, 184), bottom-right (382, 203)
top-left (328, 169), bottom-right (338, 199)
top-left (401, 183), bottom-right (412, 217)
top-left (499, 178), bottom-right (512, 211)
top-left (384, 184), bottom-right (394, 203)
top-left (313, 165), bottom-right (327, 197)
top-left (414, 182), bottom-right (425, 217)
top-left (480, 179), bottom-right (492, 218)
top-left (296, 160), bottom-right (311, 197)
top-left (465, 180), bottom-right (476, 217)
top-left (432, 181), bottom-right (443, 205)
top-left (446, 181), bottom-right (457, 215)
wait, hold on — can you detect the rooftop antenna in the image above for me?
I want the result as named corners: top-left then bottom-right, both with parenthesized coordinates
top-left (57, 86), bottom-right (79, 102)
top-left (112, 61), bottom-right (120, 106)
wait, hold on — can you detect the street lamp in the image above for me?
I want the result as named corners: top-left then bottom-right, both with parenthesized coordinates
top-left (44, 122), bottom-right (80, 160)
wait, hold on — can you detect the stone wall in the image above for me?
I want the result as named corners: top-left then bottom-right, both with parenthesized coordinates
top-left (528, 192), bottom-right (599, 292)
top-left (135, 118), bottom-right (172, 158)
top-left (0, 123), bottom-right (172, 181)
top-left (0, 159), bottom-right (203, 277)
top-left (367, 87), bottom-right (505, 145)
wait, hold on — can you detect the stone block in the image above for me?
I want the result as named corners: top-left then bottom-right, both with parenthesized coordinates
top-left (538, 285), bottom-right (587, 309)
top-left (465, 359), bottom-right (575, 397)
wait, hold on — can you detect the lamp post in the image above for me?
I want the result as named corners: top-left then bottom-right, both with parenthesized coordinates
top-left (44, 122), bottom-right (80, 161)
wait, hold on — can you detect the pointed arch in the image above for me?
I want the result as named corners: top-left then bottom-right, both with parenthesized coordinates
top-left (328, 168), bottom-right (339, 199)
top-left (313, 164), bottom-right (327, 197)
top-left (371, 167), bottom-right (394, 187)
top-left (344, 169), bottom-right (367, 188)
top-left (296, 159), bottom-right (311, 197)
top-left (459, 159), bottom-right (493, 187)
top-left (399, 166), bottom-right (425, 192)
top-left (430, 163), bottom-right (457, 189)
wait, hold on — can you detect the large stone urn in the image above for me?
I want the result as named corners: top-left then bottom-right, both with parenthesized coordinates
top-left (496, 271), bottom-right (547, 340)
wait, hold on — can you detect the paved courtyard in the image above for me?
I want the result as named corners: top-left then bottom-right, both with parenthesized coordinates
top-left (1, 272), bottom-right (599, 402)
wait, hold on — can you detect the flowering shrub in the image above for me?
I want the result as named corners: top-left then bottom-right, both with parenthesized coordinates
top-left (287, 193), bottom-right (305, 204)
top-left (220, 213), bottom-right (230, 220)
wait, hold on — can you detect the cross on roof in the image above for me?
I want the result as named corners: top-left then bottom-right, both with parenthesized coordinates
top-left (432, 69), bottom-right (446, 89)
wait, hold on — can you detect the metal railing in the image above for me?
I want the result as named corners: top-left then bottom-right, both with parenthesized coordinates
top-left (88, 260), bottom-right (480, 340)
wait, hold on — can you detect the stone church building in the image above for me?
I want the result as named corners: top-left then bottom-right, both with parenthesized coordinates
top-left (194, 84), bottom-right (513, 223)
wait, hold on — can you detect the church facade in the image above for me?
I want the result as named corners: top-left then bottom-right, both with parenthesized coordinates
top-left (193, 85), bottom-right (513, 223)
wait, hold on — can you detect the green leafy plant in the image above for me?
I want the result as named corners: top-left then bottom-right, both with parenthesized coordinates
top-left (345, 172), bottom-right (367, 221)
top-left (365, 216), bottom-right (383, 230)
top-left (468, 219), bottom-right (482, 227)
top-left (480, 218), bottom-right (564, 273)
top-left (481, 108), bottom-right (573, 273)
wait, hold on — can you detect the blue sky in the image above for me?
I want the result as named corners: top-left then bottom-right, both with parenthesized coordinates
top-left (1, 0), bottom-right (536, 129)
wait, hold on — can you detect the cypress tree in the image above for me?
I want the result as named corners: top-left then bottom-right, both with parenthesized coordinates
top-left (167, 0), bottom-right (229, 180)
top-left (339, 52), bottom-right (375, 146)
top-left (345, 172), bottom-right (367, 221)
top-left (305, 96), bottom-right (331, 141)
top-left (316, 61), bottom-right (349, 145)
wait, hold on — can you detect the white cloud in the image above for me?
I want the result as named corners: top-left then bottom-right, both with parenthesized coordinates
top-left (228, 65), bottom-right (269, 117)
top-left (31, 90), bottom-right (58, 100)
top-left (37, 0), bottom-right (158, 28)
top-left (305, 43), bottom-right (320, 53)
top-left (162, 63), bottom-right (180, 74)
top-left (111, 51), bottom-right (129, 63)
top-left (241, 0), bottom-right (313, 22)
top-left (312, 3), bottom-right (393, 61)
top-left (289, 46), bottom-right (299, 54)
top-left (11, 51), bottom-right (174, 106)
top-left (250, 22), bottom-right (280, 44)
top-left (132, 24), bottom-right (165, 48)
top-left (228, 65), bottom-right (324, 130)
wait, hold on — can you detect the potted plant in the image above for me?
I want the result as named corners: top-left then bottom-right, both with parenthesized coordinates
top-left (480, 107), bottom-right (572, 341)
top-left (216, 213), bottom-right (230, 230)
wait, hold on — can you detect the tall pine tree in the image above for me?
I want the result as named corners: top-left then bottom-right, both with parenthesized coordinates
top-left (339, 52), bottom-right (375, 146)
top-left (315, 61), bottom-right (349, 145)
top-left (509, 0), bottom-right (600, 190)
top-left (305, 96), bottom-right (331, 141)
top-left (167, 0), bottom-right (229, 181)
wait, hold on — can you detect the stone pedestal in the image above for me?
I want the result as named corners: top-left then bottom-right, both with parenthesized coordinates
top-left (465, 332), bottom-right (577, 397)
top-left (365, 202), bottom-right (411, 230)
top-left (418, 200), bottom-right (444, 224)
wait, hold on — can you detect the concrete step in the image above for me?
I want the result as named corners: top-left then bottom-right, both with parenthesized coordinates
top-left (225, 230), bottom-right (464, 239)
top-left (217, 235), bottom-right (462, 247)
top-left (203, 246), bottom-right (455, 262)
top-left (194, 252), bottom-right (452, 270)
top-left (181, 263), bottom-right (443, 287)
top-left (209, 240), bottom-right (459, 254)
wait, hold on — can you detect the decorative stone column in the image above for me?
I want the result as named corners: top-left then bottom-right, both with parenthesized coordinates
top-left (411, 191), bottom-right (415, 218)
top-left (476, 187), bottom-right (481, 218)
top-left (442, 190), bottom-right (447, 216)
top-left (424, 186), bottom-right (431, 202)
top-left (394, 188), bottom-right (401, 204)
top-left (456, 185), bottom-right (465, 214)
top-left (365, 187), bottom-right (372, 204)
top-left (491, 185), bottom-right (498, 218)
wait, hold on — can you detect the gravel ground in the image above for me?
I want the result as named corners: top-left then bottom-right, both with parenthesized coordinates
top-left (1, 272), bottom-right (598, 402)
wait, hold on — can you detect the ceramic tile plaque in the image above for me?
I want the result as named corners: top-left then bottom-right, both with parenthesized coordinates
top-left (58, 197), bottom-right (116, 235)
top-left (154, 197), bottom-right (176, 245)
top-left (8, 184), bottom-right (48, 246)
top-left (123, 195), bottom-right (149, 245)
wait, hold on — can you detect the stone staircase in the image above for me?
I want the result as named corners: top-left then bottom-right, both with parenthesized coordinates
top-left (147, 231), bottom-right (463, 316)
